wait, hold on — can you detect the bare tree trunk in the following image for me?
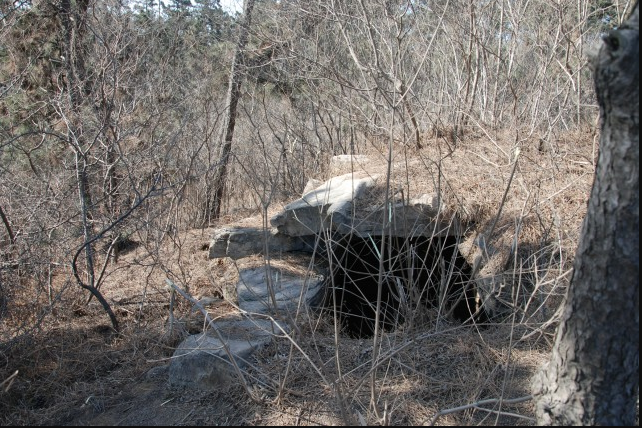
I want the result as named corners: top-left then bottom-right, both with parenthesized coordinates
top-left (0, 204), bottom-right (15, 246)
top-left (59, 0), bottom-right (119, 331)
top-left (531, 3), bottom-right (639, 425)
top-left (491, 0), bottom-right (505, 127)
top-left (60, 0), bottom-right (96, 287)
top-left (210, 0), bottom-right (255, 220)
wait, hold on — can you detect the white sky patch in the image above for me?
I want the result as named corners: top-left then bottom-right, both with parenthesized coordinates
top-left (128, 0), bottom-right (243, 15)
top-left (219, 0), bottom-right (243, 15)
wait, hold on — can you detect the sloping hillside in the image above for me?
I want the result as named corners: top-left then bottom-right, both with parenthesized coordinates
top-left (0, 129), bottom-right (596, 426)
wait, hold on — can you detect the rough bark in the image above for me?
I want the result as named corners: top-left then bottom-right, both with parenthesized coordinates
top-left (531, 3), bottom-right (639, 425)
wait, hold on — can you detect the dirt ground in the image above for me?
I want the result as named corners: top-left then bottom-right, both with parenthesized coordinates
top-left (1, 131), bottom-right (605, 425)
top-left (23, 227), bottom-right (543, 427)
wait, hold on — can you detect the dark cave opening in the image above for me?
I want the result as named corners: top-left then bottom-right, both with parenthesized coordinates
top-left (321, 234), bottom-right (481, 338)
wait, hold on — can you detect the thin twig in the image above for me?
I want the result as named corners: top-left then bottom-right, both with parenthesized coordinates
top-left (0, 370), bottom-right (18, 393)
top-left (425, 395), bottom-right (534, 425)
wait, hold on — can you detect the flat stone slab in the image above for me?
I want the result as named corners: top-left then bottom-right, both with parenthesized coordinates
top-left (168, 318), bottom-right (286, 390)
top-left (209, 171), bottom-right (461, 262)
top-left (344, 195), bottom-right (462, 238)
top-left (269, 172), bottom-right (461, 239)
top-left (236, 259), bottom-right (325, 315)
top-left (169, 254), bottom-right (325, 390)
top-left (209, 227), bottom-right (311, 259)
top-left (270, 171), bottom-right (379, 237)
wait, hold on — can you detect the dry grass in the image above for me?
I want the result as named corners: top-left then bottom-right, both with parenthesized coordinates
top-left (0, 128), bottom-right (596, 425)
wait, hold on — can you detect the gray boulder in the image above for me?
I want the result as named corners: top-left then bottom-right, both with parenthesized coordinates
top-left (168, 318), bottom-right (286, 390)
top-left (236, 260), bottom-right (325, 315)
top-left (337, 194), bottom-right (462, 238)
top-left (168, 255), bottom-right (324, 390)
top-left (270, 172), bottom-right (379, 237)
top-left (209, 227), bottom-right (309, 260)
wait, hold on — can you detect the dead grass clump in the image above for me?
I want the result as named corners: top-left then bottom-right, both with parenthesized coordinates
top-left (244, 314), bottom-right (550, 426)
top-left (0, 294), bottom-right (177, 425)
